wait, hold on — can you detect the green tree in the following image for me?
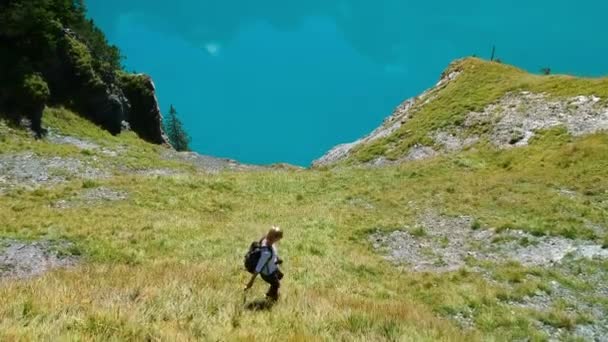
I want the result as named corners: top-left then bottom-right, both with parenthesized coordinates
top-left (163, 105), bottom-right (191, 151)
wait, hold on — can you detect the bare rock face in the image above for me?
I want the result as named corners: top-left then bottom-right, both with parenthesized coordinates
top-left (51, 29), bottom-right (131, 136)
top-left (59, 29), bottom-right (168, 144)
top-left (82, 84), bottom-right (130, 136)
top-left (119, 73), bottom-right (170, 145)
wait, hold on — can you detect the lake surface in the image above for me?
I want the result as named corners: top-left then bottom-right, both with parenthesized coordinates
top-left (87, 1), bottom-right (608, 166)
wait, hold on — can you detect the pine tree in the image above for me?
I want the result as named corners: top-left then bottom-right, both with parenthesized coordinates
top-left (163, 105), bottom-right (191, 151)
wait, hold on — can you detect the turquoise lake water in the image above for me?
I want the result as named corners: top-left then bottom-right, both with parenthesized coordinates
top-left (87, 1), bottom-right (608, 166)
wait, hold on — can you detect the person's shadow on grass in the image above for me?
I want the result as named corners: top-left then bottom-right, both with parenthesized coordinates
top-left (244, 298), bottom-right (276, 311)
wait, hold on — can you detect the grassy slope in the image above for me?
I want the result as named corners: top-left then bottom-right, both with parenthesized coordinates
top-left (348, 58), bottom-right (608, 164)
top-left (0, 103), bottom-right (607, 340)
top-left (0, 108), bottom-right (189, 172)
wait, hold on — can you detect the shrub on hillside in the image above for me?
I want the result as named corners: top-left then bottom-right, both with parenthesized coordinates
top-left (61, 35), bottom-right (104, 89)
top-left (22, 74), bottom-right (50, 104)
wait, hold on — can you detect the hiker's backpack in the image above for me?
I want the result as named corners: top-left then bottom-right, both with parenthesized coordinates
top-left (244, 240), bottom-right (272, 274)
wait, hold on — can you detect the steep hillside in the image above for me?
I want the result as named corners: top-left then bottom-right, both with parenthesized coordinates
top-left (314, 58), bottom-right (608, 167)
top-left (1, 102), bottom-right (608, 340)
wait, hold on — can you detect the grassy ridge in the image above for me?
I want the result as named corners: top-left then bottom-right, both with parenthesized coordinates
top-left (349, 58), bottom-right (608, 163)
top-left (1, 108), bottom-right (607, 340)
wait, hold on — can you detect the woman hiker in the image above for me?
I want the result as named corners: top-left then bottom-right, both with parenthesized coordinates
top-left (244, 226), bottom-right (284, 301)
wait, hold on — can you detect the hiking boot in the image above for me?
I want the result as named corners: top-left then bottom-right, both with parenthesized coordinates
top-left (265, 294), bottom-right (279, 302)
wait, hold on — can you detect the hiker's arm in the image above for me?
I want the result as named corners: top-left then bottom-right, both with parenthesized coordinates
top-left (254, 250), bottom-right (272, 273)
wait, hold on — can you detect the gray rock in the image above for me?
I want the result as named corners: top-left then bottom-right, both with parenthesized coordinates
top-left (403, 145), bottom-right (438, 161)
top-left (433, 131), bottom-right (479, 152)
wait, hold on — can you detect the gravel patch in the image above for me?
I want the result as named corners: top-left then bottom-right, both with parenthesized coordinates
top-left (507, 263), bottom-right (608, 341)
top-left (47, 132), bottom-right (100, 150)
top-left (370, 212), bottom-right (608, 272)
top-left (161, 150), bottom-right (262, 173)
top-left (403, 145), bottom-right (438, 162)
top-left (0, 152), bottom-right (109, 193)
top-left (465, 93), bottom-right (608, 148)
top-left (132, 168), bottom-right (183, 177)
top-left (46, 131), bottom-right (122, 157)
top-left (370, 211), bottom-right (608, 340)
top-left (52, 186), bottom-right (128, 209)
top-left (433, 131), bottom-right (479, 152)
top-left (370, 213), bottom-right (490, 272)
top-left (0, 239), bottom-right (79, 280)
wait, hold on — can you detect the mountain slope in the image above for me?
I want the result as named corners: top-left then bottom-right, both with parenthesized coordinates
top-left (314, 58), bottom-right (608, 167)
top-left (1, 60), bottom-right (608, 340)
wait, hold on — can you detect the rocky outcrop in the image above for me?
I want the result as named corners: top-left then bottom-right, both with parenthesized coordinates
top-left (465, 93), bottom-right (608, 147)
top-left (44, 29), bottom-right (131, 135)
top-left (0, 26), bottom-right (169, 146)
top-left (312, 69), bottom-right (461, 167)
top-left (118, 73), bottom-right (169, 145)
top-left (55, 29), bottom-right (169, 144)
top-left (314, 61), bottom-right (608, 167)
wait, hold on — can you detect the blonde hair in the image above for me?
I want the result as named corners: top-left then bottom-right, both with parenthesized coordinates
top-left (267, 226), bottom-right (283, 241)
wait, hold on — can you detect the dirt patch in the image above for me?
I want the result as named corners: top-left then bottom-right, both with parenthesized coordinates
top-left (0, 239), bottom-right (79, 280)
top-left (131, 168), bottom-right (183, 177)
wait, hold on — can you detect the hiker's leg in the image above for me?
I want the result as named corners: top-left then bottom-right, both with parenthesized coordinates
top-left (267, 277), bottom-right (280, 300)
top-left (261, 272), bottom-right (280, 300)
